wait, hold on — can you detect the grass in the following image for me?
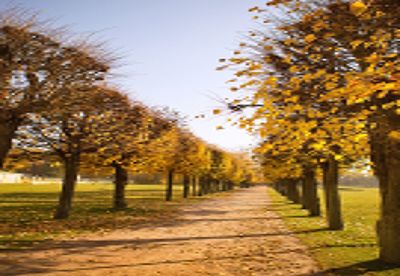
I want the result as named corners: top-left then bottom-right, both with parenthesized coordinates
top-left (268, 186), bottom-right (400, 275)
top-left (0, 182), bottom-right (190, 250)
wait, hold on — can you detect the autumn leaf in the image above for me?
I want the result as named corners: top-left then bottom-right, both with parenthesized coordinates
top-left (305, 34), bottom-right (317, 43)
top-left (350, 1), bottom-right (368, 16)
top-left (213, 109), bottom-right (222, 115)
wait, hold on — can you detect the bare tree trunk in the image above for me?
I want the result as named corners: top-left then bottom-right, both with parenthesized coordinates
top-left (113, 162), bottom-right (128, 210)
top-left (277, 181), bottom-right (288, 196)
top-left (203, 176), bottom-right (210, 194)
top-left (322, 156), bottom-right (343, 230)
top-left (197, 176), bottom-right (204, 196)
top-left (221, 181), bottom-right (227, 191)
top-left (322, 162), bottom-right (330, 215)
top-left (0, 117), bottom-right (20, 169)
top-left (54, 155), bottom-right (79, 219)
top-left (209, 179), bottom-right (215, 193)
top-left (165, 169), bottom-right (174, 201)
top-left (301, 179), bottom-right (307, 209)
top-left (303, 166), bottom-right (320, 217)
top-left (287, 179), bottom-right (301, 204)
top-left (213, 179), bottom-right (219, 193)
top-left (371, 111), bottom-right (400, 263)
top-left (183, 174), bottom-right (190, 198)
top-left (192, 176), bottom-right (197, 196)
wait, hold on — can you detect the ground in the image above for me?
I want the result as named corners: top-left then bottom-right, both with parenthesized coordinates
top-left (0, 186), bottom-right (320, 276)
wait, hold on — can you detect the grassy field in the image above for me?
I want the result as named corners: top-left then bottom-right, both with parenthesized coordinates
top-left (268, 186), bottom-right (400, 275)
top-left (0, 182), bottom-right (188, 250)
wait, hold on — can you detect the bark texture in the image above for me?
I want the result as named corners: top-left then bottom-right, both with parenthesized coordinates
top-left (54, 155), bottom-right (79, 219)
top-left (322, 156), bottom-right (343, 230)
top-left (113, 163), bottom-right (128, 210)
top-left (191, 176), bottom-right (197, 197)
top-left (303, 167), bottom-right (320, 217)
top-left (197, 176), bottom-right (204, 197)
top-left (183, 175), bottom-right (190, 198)
top-left (287, 180), bottom-right (301, 204)
top-left (0, 116), bottom-right (20, 168)
top-left (165, 170), bottom-right (174, 201)
top-left (371, 110), bottom-right (400, 263)
top-left (301, 179), bottom-right (307, 209)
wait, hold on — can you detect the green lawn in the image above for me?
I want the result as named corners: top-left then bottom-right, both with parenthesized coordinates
top-left (268, 186), bottom-right (400, 275)
top-left (0, 182), bottom-right (187, 250)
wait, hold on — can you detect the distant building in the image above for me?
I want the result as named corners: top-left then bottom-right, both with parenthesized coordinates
top-left (0, 171), bottom-right (26, 184)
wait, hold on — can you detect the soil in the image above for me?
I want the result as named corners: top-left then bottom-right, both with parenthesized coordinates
top-left (0, 186), bottom-right (321, 276)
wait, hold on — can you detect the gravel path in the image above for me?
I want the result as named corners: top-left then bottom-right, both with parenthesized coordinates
top-left (0, 186), bottom-right (321, 276)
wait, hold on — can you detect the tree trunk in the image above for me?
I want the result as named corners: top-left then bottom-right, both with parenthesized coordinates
top-left (183, 174), bottom-right (190, 198)
top-left (322, 156), bottom-right (343, 230)
top-left (303, 166), bottom-right (320, 217)
top-left (301, 179), bottom-right (307, 209)
top-left (192, 176), bottom-right (197, 196)
top-left (197, 176), bottom-right (204, 196)
top-left (213, 179), bottom-right (219, 193)
top-left (209, 179), bottom-right (215, 193)
top-left (287, 179), bottom-right (301, 204)
top-left (221, 181), bottom-right (227, 191)
top-left (113, 162), bottom-right (128, 210)
top-left (275, 181), bottom-right (287, 196)
top-left (165, 170), bottom-right (174, 201)
top-left (371, 110), bottom-right (400, 263)
top-left (203, 177), bottom-right (210, 194)
top-left (54, 155), bottom-right (79, 219)
top-left (0, 117), bottom-right (20, 169)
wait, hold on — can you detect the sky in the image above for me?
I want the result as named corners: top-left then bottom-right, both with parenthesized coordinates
top-left (0, 0), bottom-right (265, 151)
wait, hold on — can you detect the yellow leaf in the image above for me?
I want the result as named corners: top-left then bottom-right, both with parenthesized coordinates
top-left (383, 82), bottom-right (396, 90)
top-left (350, 1), bottom-right (368, 16)
top-left (325, 82), bottom-right (337, 90)
top-left (350, 40), bottom-right (363, 49)
top-left (248, 6), bottom-right (259, 12)
top-left (389, 131), bottom-right (400, 140)
top-left (365, 53), bottom-right (379, 64)
top-left (213, 109), bottom-right (222, 115)
top-left (305, 34), bottom-right (317, 43)
top-left (289, 66), bottom-right (299, 73)
top-left (334, 154), bottom-right (344, 161)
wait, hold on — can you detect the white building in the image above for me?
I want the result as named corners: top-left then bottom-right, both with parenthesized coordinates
top-left (0, 171), bottom-right (25, 184)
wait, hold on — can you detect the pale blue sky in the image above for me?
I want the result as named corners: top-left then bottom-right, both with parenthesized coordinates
top-left (1, 0), bottom-right (265, 150)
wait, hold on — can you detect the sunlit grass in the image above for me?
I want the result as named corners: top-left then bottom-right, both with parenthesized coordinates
top-left (268, 186), bottom-right (400, 275)
top-left (0, 182), bottom-right (185, 249)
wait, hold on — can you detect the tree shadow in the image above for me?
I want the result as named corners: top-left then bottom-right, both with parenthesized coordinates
top-left (293, 228), bottom-right (328, 235)
top-left (309, 259), bottom-right (400, 275)
top-left (173, 216), bottom-right (282, 223)
top-left (1, 231), bottom-right (297, 254)
top-left (338, 187), bottom-right (364, 192)
top-left (283, 214), bottom-right (310, 218)
top-left (1, 247), bottom-right (310, 275)
top-left (310, 243), bottom-right (376, 250)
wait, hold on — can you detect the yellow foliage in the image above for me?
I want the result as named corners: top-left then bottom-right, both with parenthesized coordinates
top-left (305, 34), bottom-right (317, 43)
top-left (213, 109), bottom-right (222, 115)
top-left (350, 1), bottom-right (368, 16)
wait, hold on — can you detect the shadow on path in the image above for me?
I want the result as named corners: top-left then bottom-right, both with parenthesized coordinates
top-left (1, 248), bottom-right (309, 276)
top-left (303, 259), bottom-right (400, 275)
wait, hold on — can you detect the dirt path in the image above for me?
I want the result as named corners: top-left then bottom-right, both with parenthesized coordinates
top-left (0, 186), bottom-right (321, 276)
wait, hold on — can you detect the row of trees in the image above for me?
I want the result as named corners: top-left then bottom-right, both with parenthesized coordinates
top-left (0, 9), bottom-right (255, 219)
top-left (220, 0), bottom-right (399, 263)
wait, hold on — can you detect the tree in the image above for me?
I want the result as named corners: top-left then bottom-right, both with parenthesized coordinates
top-left (221, 0), bottom-right (399, 262)
top-left (16, 87), bottom-right (125, 219)
top-left (0, 9), bottom-right (110, 168)
top-left (84, 93), bottom-right (152, 210)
